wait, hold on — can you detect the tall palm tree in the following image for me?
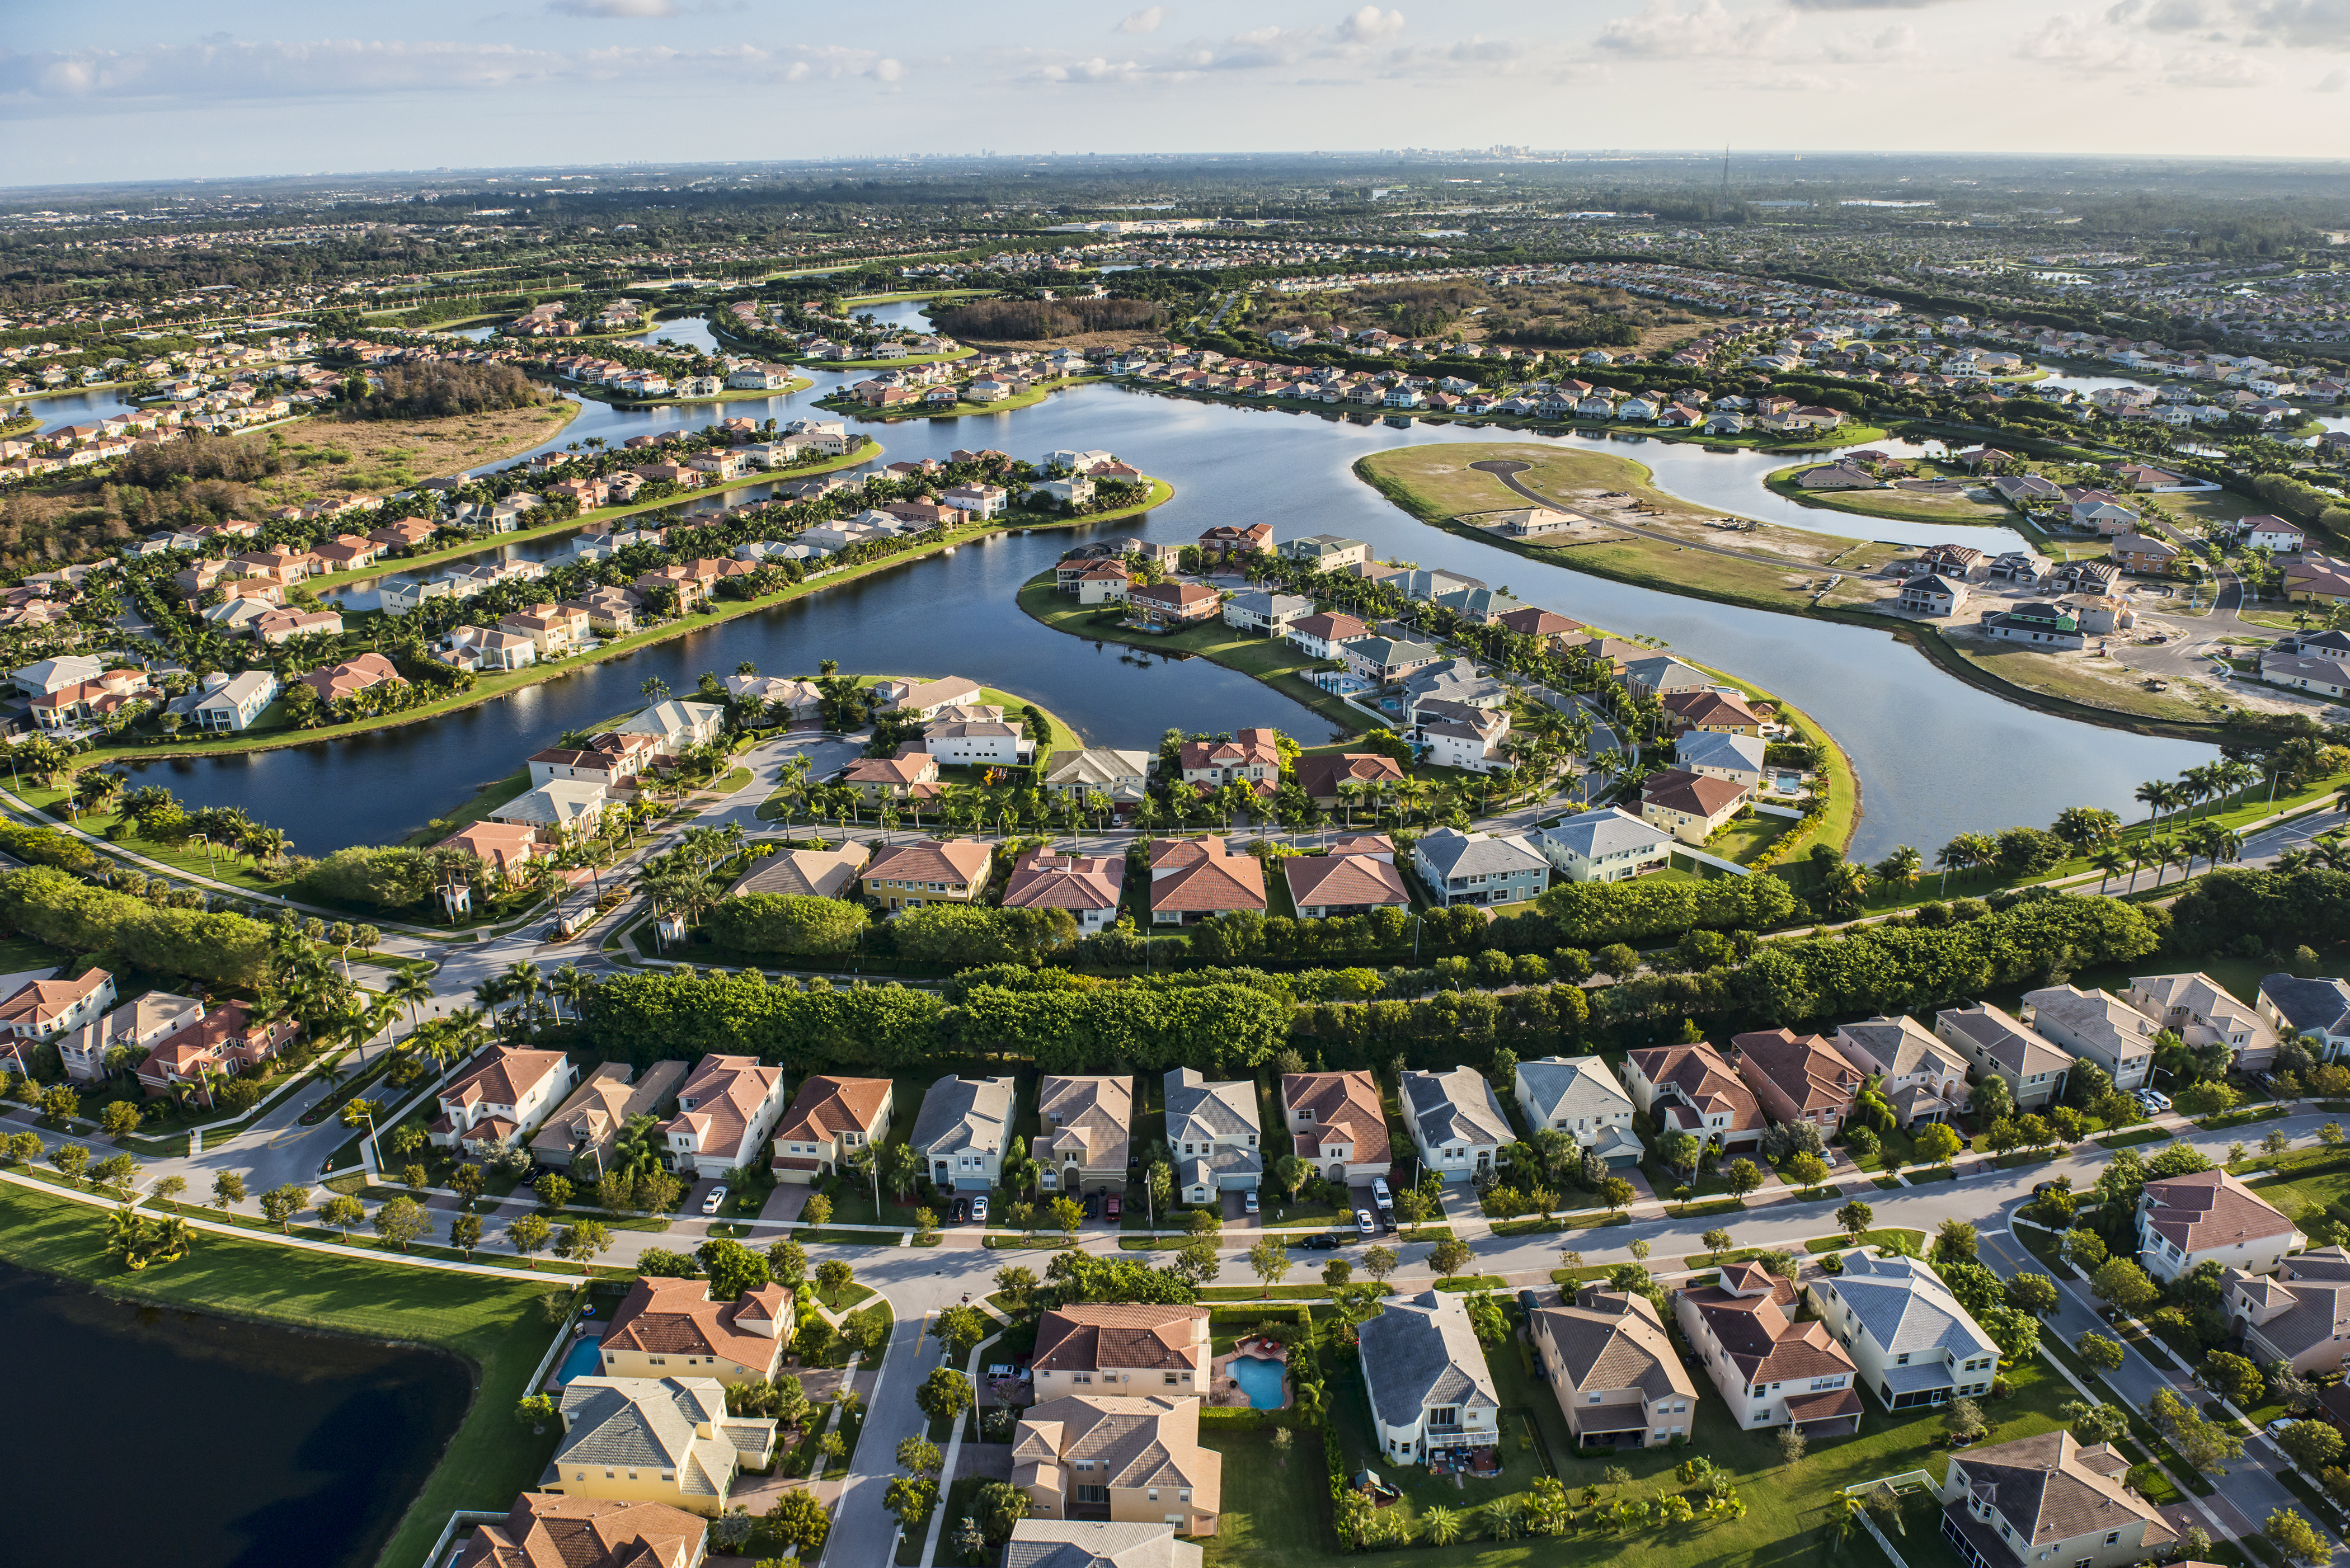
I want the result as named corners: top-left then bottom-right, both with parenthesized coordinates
top-left (2091, 845), bottom-right (2128, 893)
top-left (548, 964), bottom-right (593, 1023)
top-left (2134, 779), bottom-right (2174, 830)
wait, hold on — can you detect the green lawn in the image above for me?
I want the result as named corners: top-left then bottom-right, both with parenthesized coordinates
top-left (0, 1181), bottom-right (570, 1568)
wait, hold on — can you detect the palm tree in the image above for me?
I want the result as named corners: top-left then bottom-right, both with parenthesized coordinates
top-left (548, 963), bottom-right (593, 1023)
top-left (2134, 779), bottom-right (2174, 829)
top-left (502, 960), bottom-right (544, 1035)
top-left (2091, 845), bottom-right (2128, 893)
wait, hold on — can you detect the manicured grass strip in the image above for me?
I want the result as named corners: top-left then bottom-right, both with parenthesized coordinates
top-left (1199, 1284), bottom-right (1340, 1302)
top-left (1664, 1197), bottom-right (1747, 1219)
top-left (2201, 1105), bottom-right (2290, 1132)
top-left (0, 1181), bottom-right (568, 1568)
top-left (788, 1227), bottom-right (904, 1247)
top-left (1804, 1228), bottom-right (1926, 1255)
top-left (1871, 1175), bottom-right (1904, 1190)
top-left (1431, 1274), bottom-right (1509, 1292)
top-left (812, 1281), bottom-right (875, 1312)
top-left (2097, 1127), bottom-right (2174, 1150)
top-left (1905, 1167), bottom-right (1958, 1184)
top-left (1992, 1149), bottom-right (2062, 1170)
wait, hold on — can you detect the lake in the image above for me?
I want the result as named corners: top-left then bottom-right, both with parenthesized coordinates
top-left (115, 319), bottom-right (2221, 861)
top-left (0, 1259), bottom-right (470, 1568)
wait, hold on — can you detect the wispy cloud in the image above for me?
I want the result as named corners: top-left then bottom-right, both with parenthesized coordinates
top-left (1595, 0), bottom-right (1795, 58)
top-left (548, 0), bottom-right (678, 17)
top-left (1118, 6), bottom-right (1165, 33)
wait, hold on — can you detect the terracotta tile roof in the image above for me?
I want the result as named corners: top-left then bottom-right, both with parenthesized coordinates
top-left (1292, 752), bottom-right (1406, 801)
top-left (1176, 729), bottom-right (1281, 774)
top-left (603, 1276), bottom-right (789, 1371)
top-left (1627, 1043), bottom-right (1763, 1135)
top-left (1680, 1272), bottom-right (1856, 1387)
top-left (442, 1046), bottom-right (571, 1112)
top-left (1032, 1305), bottom-right (1210, 1374)
top-left (1003, 847), bottom-right (1124, 914)
top-left (454, 1494), bottom-right (705, 1568)
top-left (0, 967), bottom-right (108, 1030)
top-left (866, 837), bottom-right (992, 887)
top-left (1281, 1070), bottom-right (1392, 1169)
top-left (1282, 852), bottom-right (1408, 911)
top-left (1012, 1395), bottom-right (1221, 1514)
top-left (774, 1075), bottom-right (892, 1145)
top-left (1663, 689), bottom-right (1762, 728)
top-left (2141, 1167), bottom-right (2295, 1254)
top-left (1639, 767), bottom-right (1748, 818)
top-left (663, 1054), bottom-right (782, 1160)
top-left (1146, 837), bottom-right (1266, 915)
top-left (1731, 1028), bottom-right (1865, 1118)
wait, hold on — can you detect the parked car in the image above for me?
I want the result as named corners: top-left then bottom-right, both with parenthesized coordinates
top-left (2141, 1089), bottom-right (2173, 1112)
top-left (1104, 1194), bottom-right (1121, 1221)
top-left (970, 1195), bottom-right (988, 1225)
top-left (701, 1185), bottom-right (728, 1216)
top-left (952, 1197), bottom-right (970, 1224)
top-left (1243, 1189), bottom-right (1259, 1215)
top-left (1303, 1232), bottom-right (1338, 1250)
top-left (1370, 1175), bottom-right (1392, 1207)
top-left (1083, 1192), bottom-right (1101, 1220)
top-left (1356, 1209), bottom-right (1376, 1240)
top-left (2031, 1179), bottom-right (2069, 1199)
top-left (2271, 1417), bottom-right (2304, 1439)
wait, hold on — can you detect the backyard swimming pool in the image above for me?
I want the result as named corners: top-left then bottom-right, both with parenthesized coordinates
top-left (1230, 1355), bottom-right (1287, 1410)
top-left (556, 1338), bottom-right (604, 1385)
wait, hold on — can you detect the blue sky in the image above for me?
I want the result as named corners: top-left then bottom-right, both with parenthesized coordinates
top-left (2, 2), bottom-right (2342, 186)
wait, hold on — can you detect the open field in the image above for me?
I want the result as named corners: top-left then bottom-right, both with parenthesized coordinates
top-left (253, 403), bottom-right (582, 506)
top-left (1764, 463), bottom-right (2018, 528)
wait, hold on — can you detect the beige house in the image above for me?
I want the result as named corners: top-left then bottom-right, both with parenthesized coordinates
top-left (864, 838), bottom-right (993, 913)
top-left (544, 1376), bottom-right (777, 1518)
top-left (914, 1073), bottom-right (1019, 1192)
top-left (1530, 1286), bottom-right (1699, 1451)
top-left (429, 1046), bottom-right (580, 1151)
top-left (454, 1494), bottom-right (708, 1568)
top-left (529, 1060), bottom-right (689, 1178)
top-left (1279, 1069), bottom-right (1393, 1185)
top-left (1937, 1432), bottom-right (2175, 1568)
top-left (1638, 769), bottom-right (1749, 845)
top-left (1030, 1304), bottom-right (1210, 1404)
top-left (2225, 1247), bottom-right (2350, 1374)
top-left (727, 842), bottom-right (870, 901)
top-left (2021, 984), bottom-right (2158, 1091)
top-left (1673, 1260), bottom-right (1860, 1434)
top-left (2137, 1166), bottom-right (2297, 1283)
top-left (597, 1277), bottom-right (792, 1387)
top-left (770, 1075), bottom-right (893, 1184)
top-left (661, 1055), bottom-right (788, 1178)
top-left (1013, 1395), bottom-right (1221, 1537)
top-left (1933, 1002), bottom-right (2072, 1110)
top-left (1831, 1016), bottom-right (1969, 1128)
top-left (2126, 971), bottom-right (2278, 1070)
top-left (1036, 1075), bottom-right (1135, 1197)
top-left (0, 968), bottom-right (116, 1043)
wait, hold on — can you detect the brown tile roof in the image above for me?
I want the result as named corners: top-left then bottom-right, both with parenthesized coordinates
top-left (2141, 1167), bottom-right (2295, 1254)
top-left (1640, 767), bottom-right (1748, 818)
top-left (442, 1046), bottom-right (571, 1112)
top-left (1680, 1274), bottom-right (1855, 1387)
top-left (1731, 1028), bottom-right (1865, 1118)
top-left (866, 837), bottom-right (992, 887)
top-left (603, 1276), bottom-right (789, 1371)
top-left (1952, 1432), bottom-right (2175, 1553)
top-left (0, 968), bottom-right (108, 1030)
top-left (1626, 1043), bottom-right (1763, 1136)
top-left (1663, 689), bottom-right (1763, 728)
top-left (299, 652), bottom-right (405, 705)
top-left (1012, 1395), bottom-right (1221, 1514)
top-left (454, 1494), bottom-right (705, 1568)
top-left (1003, 847), bottom-right (1124, 914)
top-left (1282, 853), bottom-right (1408, 911)
top-left (775, 1075), bottom-right (892, 1144)
top-left (1291, 612), bottom-right (1369, 642)
top-left (728, 844), bottom-right (870, 900)
top-left (1281, 1070), bottom-right (1392, 1169)
top-left (663, 1054), bottom-right (782, 1157)
top-left (1032, 1305), bottom-right (1210, 1374)
top-left (1146, 837), bottom-right (1267, 915)
top-left (1177, 729), bottom-right (1281, 774)
top-left (1292, 752), bottom-right (1406, 801)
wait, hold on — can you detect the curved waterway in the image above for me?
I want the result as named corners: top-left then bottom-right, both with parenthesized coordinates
top-left (86, 316), bottom-right (2213, 859)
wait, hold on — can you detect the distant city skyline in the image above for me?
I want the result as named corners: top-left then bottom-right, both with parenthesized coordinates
top-left (4, 0), bottom-right (2347, 186)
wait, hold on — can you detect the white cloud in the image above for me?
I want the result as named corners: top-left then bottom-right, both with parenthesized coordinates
top-left (871, 56), bottom-right (905, 82)
top-left (1118, 6), bottom-right (1165, 32)
top-left (1336, 6), bottom-right (1407, 44)
top-left (1787, 0), bottom-right (1960, 9)
top-left (1596, 0), bottom-right (1794, 58)
top-left (2113, 0), bottom-right (2350, 47)
top-left (548, 0), bottom-right (678, 15)
top-left (2319, 65), bottom-right (2348, 87)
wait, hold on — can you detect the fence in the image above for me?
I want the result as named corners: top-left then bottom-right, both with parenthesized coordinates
top-left (1841, 1470), bottom-right (1938, 1568)
top-left (419, 1510), bottom-right (510, 1568)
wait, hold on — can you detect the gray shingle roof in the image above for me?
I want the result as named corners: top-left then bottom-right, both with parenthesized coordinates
top-left (1005, 1522), bottom-right (1202, 1568)
top-left (1414, 827), bottom-right (1547, 880)
top-left (1673, 730), bottom-right (1765, 774)
top-left (1514, 1055), bottom-right (1634, 1128)
top-left (553, 1376), bottom-right (766, 1501)
top-left (1538, 807), bottom-right (1672, 862)
top-left (911, 1075), bottom-right (1017, 1157)
top-left (1165, 1068), bottom-right (1258, 1143)
top-left (1816, 1254), bottom-right (1996, 1364)
top-left (1402, 1067), bottom-right (1511, 1148)
top-left (1359, 1291), bottom-right (1500, 1429)
top-left (2261, 973), bottom-right (2350, 1036)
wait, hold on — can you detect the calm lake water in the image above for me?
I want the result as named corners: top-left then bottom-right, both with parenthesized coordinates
top-left (0, 1260), bottom-right (469, 1568)
top-left (100, 316), bottom-right (2220, 860)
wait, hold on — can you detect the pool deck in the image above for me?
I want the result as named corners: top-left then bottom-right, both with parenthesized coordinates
top-left (1208, 1343), bottom-right (1291, 1410)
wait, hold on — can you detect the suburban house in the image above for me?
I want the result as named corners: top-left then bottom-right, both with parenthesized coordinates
top-left (1933, 1003), bottom-right (2072, 1110)
top-left (0, 968), bottom-right (115, 1044)
top-left (1177, 730), bottom-right (1281, 795)
top-left (55, 988), bottom-right (201, 1085)
top-left (843, 748), bottom-right (942, 802)
top-left (2257, 973), bottom-right (2350, 1060)
top-left (1129, 582), bottom-right (1220, 630)
top-left (436, 820), bottom-right (545, 879)
top-left (1831, 1016), bottom-right (1970, 1126)
top-left (2224, 1247), bottom-right (2350, 1374)
top-left (1030, 1304), bottom-right (1212, 1404)
top-left (1292, 752), bottom-right (1404, 811)
top-left (1279, 1069), bottom-right (1393, 1186)
top-left (1165, 1068), bottom-right (1261, 1203)
top-left (453, 1494), bottom-right (707, 1568)
top-left (130, 1001), bottom-right (298, 1104)
top-left (1043, 747), bottom-right (1154, 805)
top-left (1221, 591), bottom-right (1311, 636)
top-left (1673, 731), bottom-right (1767, 793)
top-left (1358, 1292), bottom-right (1502, 1465)
top-left (924, 718), bottom-right (1033, 767)
top-left (878, 676), bottom-right (986, 720)
top-left (1805, 1254), bottom-right (2000, 1411)
top-left (1638, 769), bottom-right (1749, 845)
top-left (1197, 522), bottom-right (1273, 559)
top-left (1530, 1286), bottom-right (1699, 1449)
top-left (529, 1061), bottom-right (690, 1178)
top-left (178, 669), bottom-right (280, 731)
top-left (1937, 1432), bottom-right (2176, 1568)
top-left (427, 1046), bottom-right (580, 1151)
top-left (1036, 1075), bottom-right (1135, 1196)
top-left (2125, 972), bottom-right (2278, 1069)
top-left (1006, 1522), bottom-right (1201, 1568)
top-left (1146, 837), bottom-right (1267, 925)
top-left (2136, 1167), bottom-right (2297, 1283)
top-left (1514, 1056), bottom-right (1641, 1168)
top-left (1410, 827), bottom-right (1548, 908)
top-left (1535, 807), bottom-right (1675, 884)
top-left (2111, 532), bottom-right (2181, 575)
top-left (1674, 1260), bottom-right (1862, 1434)
top-left (1012, 1395), bottom-right (1221, 1537)
top-left (770, 1075), bottom-right (894, 1184)
top-left (1898, 574), bottom-right (1968, 616)
top-left (913, 1074), bottom-right (1019, 1191)
top-left (1620, 1042), bottom-right (1766, 1152)
top-left (1730, 1028), bottom-right (1864, 1131)
top-left (2020, 985), bottom-right (2158, 1091)
top-left (1279, 533), bottom-right (1370, 569)
top-left (1286, 611), bottom-right (1371, 660)
top-left (1398, 1067), bottom-right (1512, 1184)
top-left (1979, 602), bottom-right (2085, 651)
top-left (1664, 688), bottom-right (1765, 736)
top-left (1004, 849), bottom-right (1126, 934)
top-left (661, 1054), bottom-right (787, 1178)
top-left (863, 839), bottom-right (993, 913)
top-left (1282, 844), bottom-right (1408, 920)
top-left (544, 1376), bottom-right (777, 1518)
top-left (727, 842), bottom-right (870, 901)
top-left (596, 1276), bottom-right (791, 1386)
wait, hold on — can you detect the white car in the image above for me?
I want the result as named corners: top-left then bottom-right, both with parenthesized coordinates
top-left (2140, 1089), bottom-right (2173, 1112)
top-left (1370, 1176), bottom-right (1392, 1207)
top-left (701, 1185), bottom-right (728, 1215)
top-left (970, 1195), bottom-right (989, 1225)
top-left (1355, 1208), bottom-right (1376, 1240)
top-left (1243, 1189), bottom-right (1259, 1215)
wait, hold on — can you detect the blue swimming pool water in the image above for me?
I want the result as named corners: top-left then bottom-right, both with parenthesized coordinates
top-left (556, 1339), bottom-right (604, 1385)
top-left (1230, 1356), bottom-right (1286, 1410)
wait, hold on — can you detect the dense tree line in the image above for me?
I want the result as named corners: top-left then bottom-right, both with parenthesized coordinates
top-left (0, 865), bottom-right (273, 987)
top-left (930, 299), bottom-right (1164, 341)
top-left (116, 434), bottom-right (283, 488)
top-left (2168, 867), bottom-right (2350, 958)
top-left (345, 362), bottom-right (545, 421)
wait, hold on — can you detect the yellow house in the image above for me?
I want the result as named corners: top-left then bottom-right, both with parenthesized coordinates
top-left (1013, 1394), bottom-right (1222, 1538)
top-left (543, 1376), bottom-right (777, 1518)
top-left (598, 1277), bottom-right (792, 1387)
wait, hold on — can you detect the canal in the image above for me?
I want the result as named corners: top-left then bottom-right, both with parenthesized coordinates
top-left (101, 314), bottom-right (2222, 860)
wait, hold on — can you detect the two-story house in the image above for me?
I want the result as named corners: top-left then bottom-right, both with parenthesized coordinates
top-left (2128, 972), bottom-right (2278, 1070)
top-left (2258, 973), bottom-right (2350, 1061)
top-left (2020, 985), bottom-right (2158, 1091)
top-left (0, 968), bottom-right (116, 1048)
top-left (1831, 1015), bottom-right (1970, 1127)
top-left (129, 1001), bottom-right (297, 1105)
top-left (597, 1275), bottom-right (793, 1387)
top-left (1036, 1076), bottom-right (1135, 1197)
top-left (1176, 730), bottom-right (1281, 797)
top-left (863, 839), bottom-right (993, 914)
top-left (1165, 1068), bottom-right (1261, 1204)
top-left (544, 1376), bottom-right (778, 1518)
top-left (1620, 1042), bottom-right (1765, 1152)
top-left (2137, 1166), bottom-right (2297, 1284)
top-left (1674, 1260), bottom-right (1862, 1434)
top-left (1359, 1292), bottom-right (1502, 1465)
top-left (1530, 1286), bottom-right (1699, 1449)
top-left (2224, 1247), bottom-right (2350, 1374)
top-left (530, 1061), bottom-right (690, 1178)
top-left (57, 988), bottom-right (202, 1085)
top-left (427, 1047), bottom-right (580, 1151)
top-left (1534, 807), bottom-right (1675, 884)
top-left (1806, 1253), bottom-right (2000, 1412)
top-left (661, 1054), bottom-right (788, 1178)
top-left (913, 1075), bottom-right (1019, 1192)
top-left (453, 1494), bottom-right (706, 1568)
top-left (1030, 1304), bottom-right (1211, 1404)
top-left (1279, 1069), bottom-right (1393, 1186)
top-left (771, 1075), bottom-right (894, 1184)
top-left (1012, 1395), bottom-right (1220, 1538)
top-left (1933, 1002), bottom-right (2072, 1111)
top-left (1410, 827), bottom-right (1549, 908)
top-left (1513, 1056), bottom-right (1640, 1169)
top-left (1937, 1432), bottom-right (2176, 1568)
top-left (1398, 1067), bottom-right (1512, 1185)
top-left (1731, 1028), bottom-right (1864, 1132)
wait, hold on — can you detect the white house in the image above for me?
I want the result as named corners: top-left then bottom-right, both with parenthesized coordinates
top-left (1398, 1067), bottom-right (1511, 1185)
top-left (1804, 1253), bottom-right (2000, 1412)
top-left (661, 1054), bottom-right (789, 1178)
top-left (923, 719), bottom-right (1032, 767)
top-left (1514, 1055), bottom-right (1640, 1167)
top-left (1673, 731), bottom-right (1766, 792)
top-left (616, 699), bottom-right (725, 757)
top-left (1358, 1292), bottom-right (1502, 1465)
top-left (2137, 1167), bottom-right (2297, 1284)
top-left (184, 670), bottom-right (280, 731)
top-left (1221, 592), bottom-right (1312, 637)
top-left (1534, 807), bottom-right (1675, 884)
top-left (2020, 984), bottom-right (2158, 1091)
top-left (429, 1046), bottom-right (580, 1150)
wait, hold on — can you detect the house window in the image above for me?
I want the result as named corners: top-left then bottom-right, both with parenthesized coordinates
top-left (1075, 1485), bottom-right (1110, 1505)
top-left (1179, 1490), bottom-right (1191, 1503)
top-left (1165, 1373), bottom-right (1180, 1386)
